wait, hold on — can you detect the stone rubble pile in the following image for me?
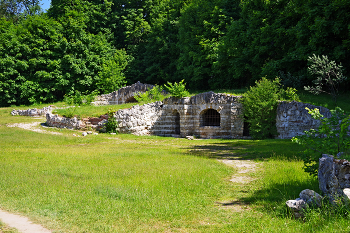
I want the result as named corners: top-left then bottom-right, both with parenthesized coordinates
top-left (286, 154), bottom-right (350, 218)
top-left (11, 106), bottom-right (52, 117)
top-left (105, 101), bottom-right (163, 135)
top-left (46, 113), bottom-right (85, 129)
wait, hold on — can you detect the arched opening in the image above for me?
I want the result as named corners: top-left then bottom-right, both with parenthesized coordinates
top-left (125, 96), bottom-right (137, 103)
top-left (200, 109), bottom-right (220, 127)
top-left (173, 111), bottom-right (180, 134)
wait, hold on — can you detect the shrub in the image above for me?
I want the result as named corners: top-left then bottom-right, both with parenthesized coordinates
top-left (164, 80), bottom-right (189, 98)
top-left (292, 107), bottom-right (350, 176)
top-left (305, 54), bottom-right (347, 104)
top-left (134, 85), bottom-right (164, 103)
top-left (240, 77), bottom-right (299, 139)
top-left (105, 108), bottom-right (118, 133)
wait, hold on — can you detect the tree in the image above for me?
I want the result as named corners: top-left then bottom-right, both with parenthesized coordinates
top-left (305, 54), bottom-right (347, 103)
top-left (0, 0), bottom-right (41, 22)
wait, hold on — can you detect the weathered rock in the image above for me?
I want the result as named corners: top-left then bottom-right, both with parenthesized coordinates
top-left (276, 101), bottom-right (332, 139)
top-left (11, 106), bottom-right (52, 117)
top-left (46, 113), bottom-right (85, 130)
top-left (92, 81), bottom-right (167, 105)
top-left (318, 154), bottom-right (349, 205)
top-left (299, 189), bottom-right (323, 207)
top-left (286, 198), bottom-right (306, 218)
top-left (82, 132), bottom-right (88, 137)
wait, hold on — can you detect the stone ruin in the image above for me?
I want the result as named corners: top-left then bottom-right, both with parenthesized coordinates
top-left (92, 81), bottom-right (164, 105)
top-left (95, 93), bottom-right (333, 139)
top-left (41, 90), bottom-right (338, 139)
top-left (276, 101), bottom-right (332, 139)
top-left (11, 106), bottom-right (52, 117)
top-left (108, 92), bottom-right (243, 139)
top-left (10, 82), bottom-right (342, 140)
top-left (286, 154), bottom-right (350, 218)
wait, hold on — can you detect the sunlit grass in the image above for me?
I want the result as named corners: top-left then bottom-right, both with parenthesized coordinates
top-left (1, 90), bottom-right (350, 232)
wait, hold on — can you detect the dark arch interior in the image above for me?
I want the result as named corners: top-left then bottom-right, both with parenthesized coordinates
top-left (174, 111), bottom-right (180, 134)
top-left (125, 96), bottom-right (137, 103)
top-left (201, 109), bottom-right (220, 127)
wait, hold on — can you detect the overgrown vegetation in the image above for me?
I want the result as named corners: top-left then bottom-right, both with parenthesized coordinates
top-left (240, 77), bottom-right (299, 140)
top-left (134, 85), bottom-right (166, 103)
top-left (104, 108), bottom-right (118, 133)
top-left (164, 79), bottom-right (189, 98)
top-left (292, 107), bottom-right (350, 176)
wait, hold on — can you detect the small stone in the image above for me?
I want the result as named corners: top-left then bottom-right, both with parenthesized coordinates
top-left (82, 132), bottom-right (88, 136)
top-left (110, 133), bottom-right (116, 135)
top-left (299, 189), bottom-right (323, 207)
top-left (343, 188), bottom-right (350, 200)
top-left (93, 133), bottom-right (98, 135)
top-left (73, 134), bottom-right (77, 137)
top-left (186, 136), bottom-right (194, 140)
top-left (286, 198), bottom-right (306, 218)
top-left (87, 131), bottom-right (93, 134)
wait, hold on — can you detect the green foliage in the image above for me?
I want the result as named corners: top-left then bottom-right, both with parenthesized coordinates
top-left (97, 50), bottom-right (128, 94)
top-left (105, 108), bottom-right (118, 133)
top-left (134, 85), bottom-right (165, 103)
top-left (64, 91), bottom-right (97, 107)
top-left (164, 79), bottom-right (189, 98)
top-left (241, 77), bottom-right (299, 140)
top-left (292, 107), bottom-right (350, 176)
top-left (0, 13), bottom-right (128, 107)
top-left (305, 54), bottom-right (347, 103)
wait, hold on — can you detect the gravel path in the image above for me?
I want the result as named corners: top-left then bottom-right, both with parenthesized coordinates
top-left (0, 210), bottom-right (51, 233)
top-left (6, 122), bottom-right (62, 135)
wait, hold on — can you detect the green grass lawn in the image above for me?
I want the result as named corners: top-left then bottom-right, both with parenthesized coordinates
top-left (2, 91), bottom-right (350, 232)
top-left (1, 111), bottom-right (350, 232)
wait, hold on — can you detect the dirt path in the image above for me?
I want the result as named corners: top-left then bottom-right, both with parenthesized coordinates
top-left (6, 122), bottom-right (62, 135)
top-left (0, 210), bottom-right (51, 233)
top-left (216, 159), bottom-right (258, 212)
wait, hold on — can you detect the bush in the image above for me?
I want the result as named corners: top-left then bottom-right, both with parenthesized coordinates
top-left (240, 77), bottom-right (299, 139)
top-left (292, 107), bottom-right (350, 176)
top-left (134, 85), bottom-right (165, 103)
top-left (164, 80), bottom-right (189, 98)
top-left (105, 108), bottom-right (118, 133)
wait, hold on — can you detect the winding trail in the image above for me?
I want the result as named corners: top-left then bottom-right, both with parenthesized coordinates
top-left (0, 210), bottom-right (51, 233)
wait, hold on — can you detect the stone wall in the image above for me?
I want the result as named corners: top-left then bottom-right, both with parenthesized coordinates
top-left (276, 101), bottom-right (332, 139)
top-left (114, 92), bottom-right (243, 139)
top-left (92, 81), bottom-right (161, 105)
top-left (11, 106), bottom-right (52, 117)
top-left (46, 113), bottom-right (85, 129)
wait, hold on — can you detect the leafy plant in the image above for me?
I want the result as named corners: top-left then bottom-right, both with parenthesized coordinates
top-left (105, 108), bottom-right (118, 133)
top-left (305, 54), bottom-right (347, 104)
top-left (292, 107), bottom-right (350, 176)
top-left (134, 85), bottom-right (165, 103)
top-left (240, 77), bottom-right (299, 139)
top-left (164, 79), bottom-right (189, 98)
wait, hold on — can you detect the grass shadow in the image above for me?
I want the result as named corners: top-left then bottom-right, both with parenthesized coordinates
top-left (186, 138), bottom-right (304, 161)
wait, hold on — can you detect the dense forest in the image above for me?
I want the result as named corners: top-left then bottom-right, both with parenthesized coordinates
top-left (0, 0), bottom-right (349, 106)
